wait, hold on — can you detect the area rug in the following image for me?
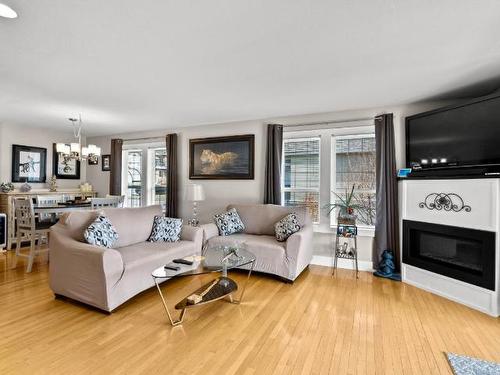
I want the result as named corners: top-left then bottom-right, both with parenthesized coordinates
top-left (446, 353), bottom-right (500, 375)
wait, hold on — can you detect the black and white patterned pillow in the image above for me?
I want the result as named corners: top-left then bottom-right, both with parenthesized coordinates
top-left (84, 215), bottom-right (119, 248)
top-left (275, 213), bottom-right (301, 242)
top-left (213, 208), bottom-right (245, 236)
top-left (148, 216), bottom-right (183, 242)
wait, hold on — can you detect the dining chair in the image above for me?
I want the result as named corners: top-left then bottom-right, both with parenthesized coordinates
top-left (91, 197), bottom-right (121, 209)
top-left (13, 198), bottom-right (51, 273)
top-left (105, 195), bottom-right (125, 208)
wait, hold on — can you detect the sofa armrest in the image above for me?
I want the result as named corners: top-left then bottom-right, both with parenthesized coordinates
top-left (285, 225), bottom-right (314, 280)
top-left (180, 225), bottom-right (203, 253)
top-left (200, 223), bottom-right (219, 242)
top-left (48, 225), bottom-right (124, 311)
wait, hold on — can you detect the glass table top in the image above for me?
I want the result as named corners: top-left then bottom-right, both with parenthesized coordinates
top-left (151, 245), bottom-right (256, 279)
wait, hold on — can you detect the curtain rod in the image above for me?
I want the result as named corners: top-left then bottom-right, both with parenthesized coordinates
top-left (284, 116), bottom-right (379, 128)
top-left (123, 136), bottom-right (165, 142)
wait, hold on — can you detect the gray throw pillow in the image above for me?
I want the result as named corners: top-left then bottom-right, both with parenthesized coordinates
top-left (84, 215), bottom-right (119, 248)
top-left (148, 216), bottom-right (183, 242)
top-left (213, 208), bottom-right (245, 236)
top-left (275, 213), bottom-right (301, 242)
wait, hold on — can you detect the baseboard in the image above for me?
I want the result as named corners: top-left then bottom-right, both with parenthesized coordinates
top-left (311, 255), bottom-right (374, 272)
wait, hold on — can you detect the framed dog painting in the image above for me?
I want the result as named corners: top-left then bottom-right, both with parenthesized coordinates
top-left (189, 135), bottom-right (254, 179)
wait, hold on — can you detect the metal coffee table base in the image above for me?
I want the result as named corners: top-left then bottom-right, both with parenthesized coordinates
top-left (153, 261), bottom-right (255, 326)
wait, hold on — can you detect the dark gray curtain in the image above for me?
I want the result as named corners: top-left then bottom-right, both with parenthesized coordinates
top-left (166, 134), bottom-right (178, 217)
top-left (109, 139), bottom-right (123, 196)
top-left (374, 114), bottom-right (400, 270)
top-left (264, 124), bottom-right (283, 205)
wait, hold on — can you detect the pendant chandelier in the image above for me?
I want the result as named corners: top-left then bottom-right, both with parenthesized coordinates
top-left (56, 115), bottom-right (101, 163)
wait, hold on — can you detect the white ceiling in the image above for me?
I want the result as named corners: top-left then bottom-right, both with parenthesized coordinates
top-left (1, 0), bottom-right (500, 136)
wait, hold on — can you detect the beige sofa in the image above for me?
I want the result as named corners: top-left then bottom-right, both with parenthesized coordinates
top-left (49, 205), bottom-right (203, 312)
top-left (202, 204), bottom-right (313, 282)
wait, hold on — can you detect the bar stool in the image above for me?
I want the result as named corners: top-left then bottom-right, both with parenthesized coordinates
top-left (13, 198), bottom-right (51, 273)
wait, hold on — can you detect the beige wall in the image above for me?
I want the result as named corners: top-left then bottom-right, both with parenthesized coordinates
top-left (0, 122), bottom-right (87, 189)
top-left (86, 100), bottom-right (458, 265)
top-left (86, 121), bottom-right (266, 223)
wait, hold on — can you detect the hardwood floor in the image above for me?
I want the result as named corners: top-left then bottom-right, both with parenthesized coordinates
top-left (0, 252), bottom-right (499, 375)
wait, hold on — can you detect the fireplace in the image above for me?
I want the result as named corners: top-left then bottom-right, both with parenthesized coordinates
top-left (403, 220), bottom-right (496, 291)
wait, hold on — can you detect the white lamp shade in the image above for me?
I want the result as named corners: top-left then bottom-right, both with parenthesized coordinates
top-left (81, 146), bottom-right (89, 156)
top-left (56, 143), bottom-right (70, 154)
top-left (185, 184), bottom-right (205, 201)
top-left (70, 143), bottom-right (81, 153)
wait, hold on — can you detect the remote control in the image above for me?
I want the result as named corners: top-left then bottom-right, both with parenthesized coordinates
top-left (173, 258), bottom-right (194, 265)
top-left (164, 265), bottom-right (180, 271)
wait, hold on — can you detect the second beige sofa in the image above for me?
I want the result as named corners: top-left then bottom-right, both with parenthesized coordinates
top-left (202, 204), bottom-right (313, 282)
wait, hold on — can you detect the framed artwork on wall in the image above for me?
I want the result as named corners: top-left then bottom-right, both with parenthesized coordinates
top-left (12, 144), bottom-right (47, 183)
top-left (189, 134), bottom-right (255, 179)
top-left (52, 144), bottom-right (81, 179)
top-left (101, 155), bottom-right (111, 171)
top-left (88, 157), bottom-right (98, 166)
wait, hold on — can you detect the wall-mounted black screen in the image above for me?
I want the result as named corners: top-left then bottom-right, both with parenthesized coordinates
top-left (406, 94), bottom-right (500, 169)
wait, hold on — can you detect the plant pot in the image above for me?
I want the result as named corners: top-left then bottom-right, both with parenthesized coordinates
top-left (337, 216), bottom-right (356, 226)
top-left (337, 207), bottom-right (356, 226)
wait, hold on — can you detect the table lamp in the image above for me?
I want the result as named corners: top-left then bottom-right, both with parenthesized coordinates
top-left (185, 184), bottom-right (205, 226)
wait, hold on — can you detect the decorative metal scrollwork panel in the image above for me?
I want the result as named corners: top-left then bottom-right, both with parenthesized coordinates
top-left (419, 193), bottom-right (471, 212)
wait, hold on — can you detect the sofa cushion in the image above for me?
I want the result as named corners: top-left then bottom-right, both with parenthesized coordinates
top-left (58, 210), bottom-right (100, 241)
top-left (207, 233), bottom-right (288, 277)
top-left (84, 215), bottom-right (119, 248)
top-left (117, 240), bottom-right (196, 269)
top-left (207, 233), bottom-right (285, 254)
top-left (275, 213), bottom-right (301, 242)
top-left (227, 204), bottom-right (307, 236)
top-left (102, 205), bottom-right (162, 248)
top-left (148, 216), bottom-right (183, 242)
top-left (213, 208), bottom-right (245, 236)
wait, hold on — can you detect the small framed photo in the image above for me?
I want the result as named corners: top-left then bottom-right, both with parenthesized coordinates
top-left (101, 155), bottom-right (111, 171)
top-left (53, 144), bottom-right (81, 179)
top-left (337, 224), bottom-right (357, 237)
top-left (12, 144), bottom-right (47, 183)
top-left (88, 158), bottom-right (98, 166)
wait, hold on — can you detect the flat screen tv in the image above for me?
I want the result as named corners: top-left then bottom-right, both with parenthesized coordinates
top-left (406, 93), bottom-right (500, 175)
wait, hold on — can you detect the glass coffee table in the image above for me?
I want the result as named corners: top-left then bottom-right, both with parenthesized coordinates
top-left (151, 245), bottom-right (256, 326)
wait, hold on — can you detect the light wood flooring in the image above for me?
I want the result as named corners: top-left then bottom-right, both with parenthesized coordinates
top-left (0, 251), bottom-right (499, 375)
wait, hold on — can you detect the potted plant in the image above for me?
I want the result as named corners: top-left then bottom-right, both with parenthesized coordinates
top-left (325, 185), bottom-right (361, 225)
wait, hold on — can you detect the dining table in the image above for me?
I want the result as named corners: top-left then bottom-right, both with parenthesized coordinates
top-left (33, 202), bottom-right (92, 215)
top-left (33, 202), bottom-right (93, 224)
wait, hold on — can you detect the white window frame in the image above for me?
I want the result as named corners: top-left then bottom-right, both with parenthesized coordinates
top-left (284, 125), bottom-right (375, 237)
top-left (122, 140), bottom-right (166, 207)
top-left (147, 147), bottom-right (167, 206)
top-left (281, 136), bottom-right (321, 224)
top-left (331, 131), bottom-right (376, 236)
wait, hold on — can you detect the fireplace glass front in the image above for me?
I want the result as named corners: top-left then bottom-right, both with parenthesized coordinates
top-left (403, 220), bottom-right (495, 290)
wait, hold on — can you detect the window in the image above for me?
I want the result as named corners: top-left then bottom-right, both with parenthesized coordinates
top-left (148, 148), bottom-right (167, 206)
top-left (334, 135), bottom-right (376, 227)
top-left (282, 138), bottom-right (320, 223)
top-left (126, 150), bottom-right (143, 207)
top-left (283, 125), bottom-right (376, 232)
top-left (122, 141), bottom-right (167, 208)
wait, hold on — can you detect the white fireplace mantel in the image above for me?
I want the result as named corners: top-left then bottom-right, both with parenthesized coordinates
top-left (400, 178), bottom-right (500, 317)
